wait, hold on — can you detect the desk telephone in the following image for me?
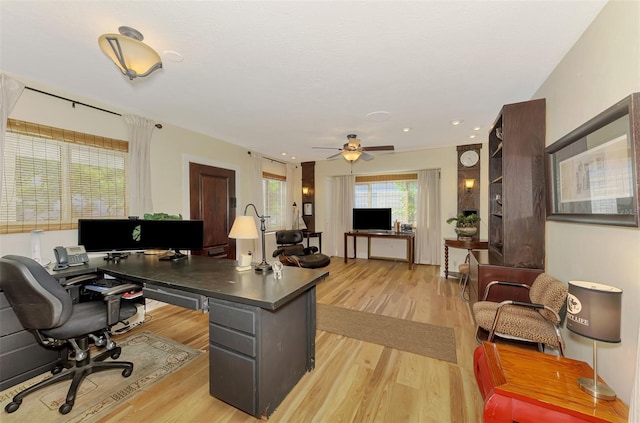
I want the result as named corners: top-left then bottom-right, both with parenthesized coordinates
top-left (53, 245), bottom-right (89, 270)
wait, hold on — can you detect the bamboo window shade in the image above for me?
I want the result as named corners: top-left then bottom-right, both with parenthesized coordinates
top-left (0, 119), bottom-right (129, 234)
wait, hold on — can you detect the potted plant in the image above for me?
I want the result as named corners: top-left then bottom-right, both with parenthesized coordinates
top-left (447, 213), bottom-right (480, 238)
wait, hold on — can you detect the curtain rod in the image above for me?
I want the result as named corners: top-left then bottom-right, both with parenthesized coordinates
top-left (247, 151), bottom-right (290, 166)
top-left (25, 86), bottom-right (162, 129)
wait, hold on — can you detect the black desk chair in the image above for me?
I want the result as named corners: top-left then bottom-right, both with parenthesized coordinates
top-left (272, 230), bottom-right (330, 269)
top-left (0, 255), bottom-right (139, 415)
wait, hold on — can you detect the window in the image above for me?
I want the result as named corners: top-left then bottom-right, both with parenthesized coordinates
top-left (1, 119), bottom-right (129, 234)
top-left (262, 171), bottom-right (287, 231)
top-left (355, 173), bottom-right (417, 225)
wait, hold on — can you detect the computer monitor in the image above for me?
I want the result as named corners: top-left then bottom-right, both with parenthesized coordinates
top-left (78, 219), bottom-right (204, 260)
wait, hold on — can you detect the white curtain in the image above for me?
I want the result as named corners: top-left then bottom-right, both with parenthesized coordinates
top-left (250, 152), bottom-right (264, 258)
top-left (285, 163), bottom-right (295, 229)
top-left (0, 74), bottom-right (25, 202)
top-left (123, 115), bottom-right (155, 217)
top-left (415, 169), bottom-right (441, 264)
top-left (332, 174), bottom-right (354, 257)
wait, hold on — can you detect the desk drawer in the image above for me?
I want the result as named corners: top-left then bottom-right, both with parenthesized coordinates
top-left (210, 323), bottom-right (256, 357)
top-left (143, 284), bottom-right (205, 311)
top-left (0, 330), bottom-right (58, 389)
top-left (1, 293), bottom-right (23, 337)
top-left (209, 298), bottom-right (256, 335)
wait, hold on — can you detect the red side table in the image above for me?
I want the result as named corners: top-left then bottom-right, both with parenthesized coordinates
top-left (473, 342), bottom-right (629, 422)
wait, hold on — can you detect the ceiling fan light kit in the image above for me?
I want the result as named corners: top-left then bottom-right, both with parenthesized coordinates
top-left (314, 134), bottom-right (394, 163)
top-left (98, 26), bottom-right (163, 80)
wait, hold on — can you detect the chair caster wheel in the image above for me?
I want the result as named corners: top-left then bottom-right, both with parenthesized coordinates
top-left (59, 403), bottom-right (73, 414)
top-left (122, 368), bottom-right (133, 377)
top-left (111, 351), bottom-right (120, 359)
top-left (52, 366), bottom-right (63, 375)
top-left (5, 401), bottom-right (21, 413)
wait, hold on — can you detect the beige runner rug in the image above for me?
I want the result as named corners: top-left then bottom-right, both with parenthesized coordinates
top-left (0, 331), bottom-right (202, 423)
top-left (317, 303), bottom-right (457, 364)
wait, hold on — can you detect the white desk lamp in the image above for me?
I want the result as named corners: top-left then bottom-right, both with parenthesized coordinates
top-left (229, 204), bottom-right (272, 273)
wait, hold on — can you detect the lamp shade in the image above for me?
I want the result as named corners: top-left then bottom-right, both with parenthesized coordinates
top-left (228, 216), bottom-right (259, 239)
top-left (98, 26), bottom-right (162, 80)
top-left (567, 281), bottom-right (622, 343)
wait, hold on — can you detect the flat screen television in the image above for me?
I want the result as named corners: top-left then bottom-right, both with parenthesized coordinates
top-left (352, 208), bottom-right (392, 231)
top-left (78, 219), bottom-right (204, 260)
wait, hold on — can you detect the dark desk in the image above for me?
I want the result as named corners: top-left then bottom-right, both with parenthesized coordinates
top-left (48, 254), bottom-right (328, 419)
top-left (443, 238), bottom-right (488, 279)
top-left (302, 231), bottom-right (322, 253)
top-left (344, 231), bottom-right (415, 270)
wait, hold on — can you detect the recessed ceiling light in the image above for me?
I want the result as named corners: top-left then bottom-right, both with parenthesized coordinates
top-left (403, 128), bottom-right (411, 132)
top-left (281, 152), bottom-right (287, 156)
top-left (450, 120), bottom-right (462, 126)
top-left (291, 156), bottom-right (296, 160)
top-left (469, 134), bottom-right (476, 139)
top-left (473, 126), bottom-right (481, 131)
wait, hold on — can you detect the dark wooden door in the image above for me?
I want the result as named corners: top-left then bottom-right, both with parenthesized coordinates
top-left (189, 163), bottom-right (236, 259)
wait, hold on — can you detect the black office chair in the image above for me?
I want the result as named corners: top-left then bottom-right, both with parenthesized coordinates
top-left (0, 255), bottom-right (139, 415)
top-left (272, 230), bottom-right (331, 269)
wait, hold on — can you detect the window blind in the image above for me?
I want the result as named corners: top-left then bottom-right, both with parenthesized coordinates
top-left (0, 119), bottom-right (129, 234)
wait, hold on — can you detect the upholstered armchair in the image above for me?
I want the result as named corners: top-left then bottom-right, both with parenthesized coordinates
top-left (472, 273), bottom-right (568, 356)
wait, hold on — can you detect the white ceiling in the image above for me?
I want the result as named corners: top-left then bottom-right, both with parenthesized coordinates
top-left (1, 1), bottom-right (607, 163)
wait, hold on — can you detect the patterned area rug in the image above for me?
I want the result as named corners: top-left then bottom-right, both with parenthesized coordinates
top-left (0, 331), bottom-right (202, 422)
top-left (317, 303), bottom-right (457, 364)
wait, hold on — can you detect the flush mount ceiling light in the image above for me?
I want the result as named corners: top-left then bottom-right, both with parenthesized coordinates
top-left (98, 26), bottom-right (162, 80)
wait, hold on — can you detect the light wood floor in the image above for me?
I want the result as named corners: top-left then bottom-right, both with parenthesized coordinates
top-left (99, 257), bottom-right (485, 423)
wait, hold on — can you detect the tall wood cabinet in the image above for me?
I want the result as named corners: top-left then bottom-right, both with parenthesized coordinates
top-left (488, 98), bottom-right (546, 269)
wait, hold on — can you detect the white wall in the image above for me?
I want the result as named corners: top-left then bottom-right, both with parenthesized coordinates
top-left (534, 0), bottom-right (640, 404)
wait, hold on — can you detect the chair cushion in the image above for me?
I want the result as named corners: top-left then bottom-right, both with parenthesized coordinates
top-left (295, 254), bottom-right (331, 269)
top-left (528, 273), bottom-right (568, 323)
top-left (472, 301), bottom-right (560, 346)
top-left (41, 301), bottom-right (138, 339)
top-left (280, 244), bottom-right (306, 256)
top-left (275, 230), bottom-right (303, 244)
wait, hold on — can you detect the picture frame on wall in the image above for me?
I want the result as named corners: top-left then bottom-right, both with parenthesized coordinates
top-left (303, 202), bottom-right (313, 216)
top-left (545, 92), bottom-right (640, 227)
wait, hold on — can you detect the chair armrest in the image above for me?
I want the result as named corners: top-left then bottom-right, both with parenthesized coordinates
top-left (490, 300), bottom-right (562, 334)
top-left (482, 280), bottom-right (530, 301)
top-left (272, 248), bottom-right (284, 257)
top-left (100, 283), bottom-right (141, 326)
top-left (304, 246), bottom-right (318, 255)
top-left (60, 273), bottom-right (100, 287)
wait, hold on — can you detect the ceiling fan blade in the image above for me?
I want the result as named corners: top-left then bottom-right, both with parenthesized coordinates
top-left (361, 145), bottom-right (395, 152)
top-left (360, 152), bottom-right (374, 161)
top-left (313, 146), bottom-right (342, 150)
top-left (326, 152), bottom-right (343, 160)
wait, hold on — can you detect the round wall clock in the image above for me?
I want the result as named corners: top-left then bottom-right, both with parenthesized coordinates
top-left (460, 150), bottom-right (479, 167)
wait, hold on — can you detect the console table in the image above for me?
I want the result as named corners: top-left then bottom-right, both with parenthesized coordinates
top-left (474, 342), bottom-right (629, 422)
top-left (344, 231), bottom-right (415, 270)
top-left (443, 238), bottom-right (488, 279)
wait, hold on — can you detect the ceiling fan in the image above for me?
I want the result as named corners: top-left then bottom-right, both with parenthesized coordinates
top-left (314, 134), bottom-right (394, 162)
